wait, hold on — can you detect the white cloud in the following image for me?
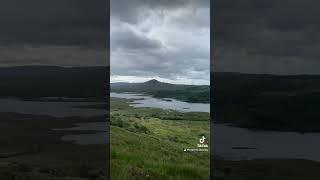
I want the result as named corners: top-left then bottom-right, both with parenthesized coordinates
top-left (110, 0), bottom-right (210, 84)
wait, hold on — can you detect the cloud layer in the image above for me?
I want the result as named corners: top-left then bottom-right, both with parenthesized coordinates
top-left (0, 0), bottom-right (108, 67)
top-left (214, 0), bottom-right (320, 74)
top-left (111, 0), bottom-right (210, 85)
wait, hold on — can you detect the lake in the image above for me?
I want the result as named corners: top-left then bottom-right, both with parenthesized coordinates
top-left (55, 122), bottom-right (109, 145)
top-left (110, 92), bottom-right (210, 113)
top-left (213, 124), bottom-right (320, 161)
top-left (60, 92), bottom-right (211, 145)
top-left (10, 95), bottom-right (319, 161)
top-left (110, 92), bottom-right (320, 162)
top-left (111, 93), bottom-right (320, 161)
top-left (0, 98), bottom-right (108, 145)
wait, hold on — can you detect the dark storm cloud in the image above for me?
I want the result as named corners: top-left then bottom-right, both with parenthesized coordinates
top-left (0, 0), bottom-right (107, 48)
top-left (111, 0), bottom-right (209, 24)
top-left (111, 0), bottom-right (210, 84)
top-left (0, 0), bottom-right (108, 67)
top-left (214, 0), bottom-right (320, 74)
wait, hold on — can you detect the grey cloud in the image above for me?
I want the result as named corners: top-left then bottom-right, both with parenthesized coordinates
top-left (111, 0), bottom-right (210, 84)
top-left (0, 0), bottom-right (107, 48)
top-left (0, 46), bottom-right (108, 67)
top-left (111, 44), bottom-right (209, 80)
top-left (0, 0), bottom-right (108, 67)
top-left (111, 28), bottom-right (163, 51)
top-left (111, 0), bottom-right (209, 24)
top-left (214, 0), bottom-right (320, 74)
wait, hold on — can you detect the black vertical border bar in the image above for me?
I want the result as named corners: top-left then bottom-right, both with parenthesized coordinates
top-left (106, 0), bottom-right (110, 179)
top-left (210, 0), bottom-right (215, 179)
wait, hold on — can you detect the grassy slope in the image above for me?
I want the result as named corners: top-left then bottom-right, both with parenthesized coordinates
top-left (110, 98), bottom-right (210, 180)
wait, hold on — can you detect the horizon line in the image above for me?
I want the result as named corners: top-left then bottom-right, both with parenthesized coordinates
top-left (111, 79), bottom-right (210, 86)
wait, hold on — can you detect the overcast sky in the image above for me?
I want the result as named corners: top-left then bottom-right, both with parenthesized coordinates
top-left (214, 0), bottom-right (320, 75)
top-left (0, 0), bottom-right (107, 67)
top-left (110, 0), bottom-right (210, 85)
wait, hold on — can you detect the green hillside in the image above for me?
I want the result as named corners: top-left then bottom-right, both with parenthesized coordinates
top-left (110, 97), bottom-right (210, 179)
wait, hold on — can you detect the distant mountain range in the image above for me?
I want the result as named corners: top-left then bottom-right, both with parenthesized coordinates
top-left (0, 66), bottom-right (108, 98)
top-left (111, 79), bottom-right (210, 103)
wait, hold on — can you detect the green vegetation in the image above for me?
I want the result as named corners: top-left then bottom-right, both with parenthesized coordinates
top-left (111, 79), bottom-right (209, 103)
top-left (214, 159), bottom-right (320, 180)
top-left (0, 112), bottom-right (107, 179)
top-left (214, 72), bottom-right (320, 132)
top-left (110, 97), bottom-right (210, 180)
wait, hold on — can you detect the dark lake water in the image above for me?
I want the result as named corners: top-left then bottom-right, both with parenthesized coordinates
top-left (55, 122), bottom-right (108, 145)
top-left (0, 98), bottom-right (107, 145)
top-left (0, 98), bottom-right (106, 117)
top-left (5, 97), bottom-right (318, 161)
top-left (110, 92), bottom-right (210, 113)
top-left (213, 124), bottom-right (320, 161)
